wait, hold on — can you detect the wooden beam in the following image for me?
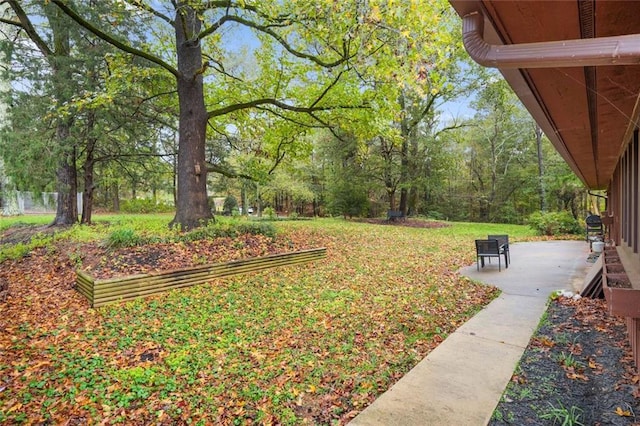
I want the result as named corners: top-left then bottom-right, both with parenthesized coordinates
top-left (75, 248), bottom-right (327, 307)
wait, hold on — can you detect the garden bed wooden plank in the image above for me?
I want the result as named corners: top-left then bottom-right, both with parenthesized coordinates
top-left (76, 248), bottom-right (326, 307)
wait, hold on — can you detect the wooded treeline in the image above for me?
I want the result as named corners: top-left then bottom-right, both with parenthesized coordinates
top-left (0, 1), bottom-right (584, 228)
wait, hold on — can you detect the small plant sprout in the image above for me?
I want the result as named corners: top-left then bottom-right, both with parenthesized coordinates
top-left (540, 401), bottom-right (585, 426)
top-left (555, 352), bottom-right (584, 369)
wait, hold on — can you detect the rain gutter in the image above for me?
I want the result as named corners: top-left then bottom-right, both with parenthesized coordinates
top-left (462, 11), bottom-right (640, 69)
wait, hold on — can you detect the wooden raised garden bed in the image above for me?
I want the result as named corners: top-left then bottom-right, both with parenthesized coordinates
top-left (75, 247), bottom-right (327, 307)
top-left (602, 247), bottom-right (640, 317)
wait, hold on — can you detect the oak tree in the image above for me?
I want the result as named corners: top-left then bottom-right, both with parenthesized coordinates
top-left (52, 0), bottom-right (380, 230)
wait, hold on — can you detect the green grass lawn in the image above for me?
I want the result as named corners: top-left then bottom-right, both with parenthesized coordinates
top-left (0, 215), bottom-right (539, 424)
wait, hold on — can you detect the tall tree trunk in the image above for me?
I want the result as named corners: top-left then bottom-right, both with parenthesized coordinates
top-left (407, 134), bottom-right (420, 215)
top-left (81, 158), bottom-right (94, 224)
top-left (535, 124), bottom-right (547, 212)
top-left (112, 182), bottom-right (120, 212)
top-left (387, 189), bottom-right (396, 211)
top-left (487, 123), bottom-right (499, 222)
top-left (170, 4), bottom-right (212, 230)
top-left (81, 111), bottom-right (97, 225)
top-left (172, 150), bottom-right (177, 207)
top-left (398, 93), bottom-right (409, 215)
top-left (379, 136), bottom-right (398, 211)
top-left (47, 4), bottom-right (78, 226)
top-left (52, 132), bottom-right (78, 226)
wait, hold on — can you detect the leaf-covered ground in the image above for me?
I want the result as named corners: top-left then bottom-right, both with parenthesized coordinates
top-left (0, 218), bottom-right (505, 425)
top-left (490, 296), bottom-right (640, 425)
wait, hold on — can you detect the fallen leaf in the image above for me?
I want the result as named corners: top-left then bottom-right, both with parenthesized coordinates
top-left (566, 372), bottom-right (589, 381)
top-left (615, 406), bottom-right (632, 417)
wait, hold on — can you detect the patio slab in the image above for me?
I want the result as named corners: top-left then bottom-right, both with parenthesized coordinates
top-left (349, 240), bottom-right (592, 426)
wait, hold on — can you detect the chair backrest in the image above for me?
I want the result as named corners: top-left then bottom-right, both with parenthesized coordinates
top-left (488, 234), bottom-right (509, 247)
top-left (475, 239), bottom-right (500, 254)
top-left (585, 215), bottom-right (603, 230)
top-left (585, 214), bottom-right (602, 226)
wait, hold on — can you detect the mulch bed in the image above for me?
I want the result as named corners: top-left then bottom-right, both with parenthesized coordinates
top-left (82, 234), bottom-right (308, 279)
top-left (490, 296), bottom-right (640, 425)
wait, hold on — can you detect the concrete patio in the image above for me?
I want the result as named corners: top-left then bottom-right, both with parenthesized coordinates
top-left (349, 240), bottom-right (592, 425)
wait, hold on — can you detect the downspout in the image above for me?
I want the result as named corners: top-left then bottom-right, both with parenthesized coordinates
top-left (463, 11), bottom-right (640, 68)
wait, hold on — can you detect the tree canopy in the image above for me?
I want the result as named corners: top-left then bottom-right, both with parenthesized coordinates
top-left (0, 1), bottom-right (584, 226)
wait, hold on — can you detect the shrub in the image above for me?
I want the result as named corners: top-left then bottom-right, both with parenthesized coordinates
top-left (105, 228), bottom-right (144, 248)
top-left (528, 211), bottom-right (582, 236)
top-left (222, 195), bottom-right (238, 216)
top-left (120, 199), bottom-right (174, 214)
top-left (262, 207), bottom-right (277, 220)
top-left (236, 222), bottom-right (277, 239)
top-left (182, 221), bottom-right (277, 241)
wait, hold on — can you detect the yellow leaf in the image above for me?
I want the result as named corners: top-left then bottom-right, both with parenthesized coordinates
top-left (75, 395), bottom-right (90, 405)
top-left (615, 406), bottom-right (632, 417)
top-left (370, 5), bottom-right (381, 22)
top-left (7, 402), bottom-right (22, 413)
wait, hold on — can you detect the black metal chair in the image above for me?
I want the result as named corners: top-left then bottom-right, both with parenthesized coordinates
top-left (585, 214), bottom-right (603, 249)
top-left (475, 239), bottom-right (508, 271)
top-left (488, 234), bottom-right (510, 266)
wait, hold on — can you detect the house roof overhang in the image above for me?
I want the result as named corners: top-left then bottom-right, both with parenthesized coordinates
top-left (448, 0), bottom-right (640, 189)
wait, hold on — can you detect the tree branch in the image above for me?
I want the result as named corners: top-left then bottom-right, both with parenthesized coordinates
top-left (0, 17), bottom-right (20, 27)
top-left (50, 0), bottom-right (179, 78)
top-left (206, 163), bottom-right (256, 181)
top-left (202, 53), bottom-right (243, 82)
top-left (221, 15), bottom-right (352, 68)
top-left (433, 121), bottom-right (469, 139)
top-left (7, 0), bottom-right (53, 57)
top-left (123, 0), bottom-right (174, 25)
top-left (199, 13), bottom-right (234, 40)
top-left (208, 98), bottom-right (363, 119)
top-left (267, 138), bottom-right (292, 175)
top-left (254, 106), bottom-right (327, 129)
top-left (310, 69), bottom-right (346, 108)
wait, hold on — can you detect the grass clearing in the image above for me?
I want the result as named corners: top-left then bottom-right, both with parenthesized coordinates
top-left (0, 215), bottom-right (539, 424)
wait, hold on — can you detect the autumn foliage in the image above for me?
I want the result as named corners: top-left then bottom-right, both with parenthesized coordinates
top-left (0, 218), bottom-right (500, 424)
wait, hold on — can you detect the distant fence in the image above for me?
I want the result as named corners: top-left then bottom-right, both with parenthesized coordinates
top-left (76, 248), bottom-right (327, 307)
top-left (1, 191), bottom-right (82, 215)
